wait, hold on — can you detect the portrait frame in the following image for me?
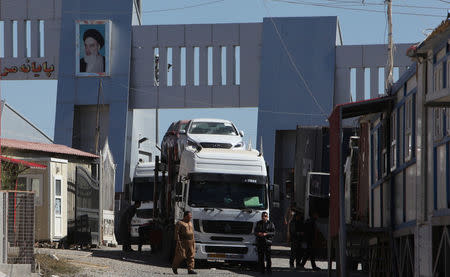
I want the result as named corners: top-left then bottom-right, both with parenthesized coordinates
top-left (75, 20), bottom-right (111, 77)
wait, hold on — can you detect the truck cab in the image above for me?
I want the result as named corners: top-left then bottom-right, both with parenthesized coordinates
top-left (130, 162), bottom-right (157, 247)
top-left (174, 147), bottom-right (269, 262)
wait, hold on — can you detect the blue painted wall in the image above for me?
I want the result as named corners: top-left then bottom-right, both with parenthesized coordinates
top-left (257, 17), bottom-right (337, 180)
top-left (54, 0), bottom-right (133, 192)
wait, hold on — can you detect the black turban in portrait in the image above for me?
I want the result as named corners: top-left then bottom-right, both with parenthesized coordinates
top-left (83, 28), bottom-right (105, 49)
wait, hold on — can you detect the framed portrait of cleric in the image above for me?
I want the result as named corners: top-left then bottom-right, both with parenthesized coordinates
top-left (75, 20), bottom-right (111, 76)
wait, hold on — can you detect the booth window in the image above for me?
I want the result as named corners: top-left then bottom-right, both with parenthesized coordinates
top-left (17, 175), bottom-right (43, 206)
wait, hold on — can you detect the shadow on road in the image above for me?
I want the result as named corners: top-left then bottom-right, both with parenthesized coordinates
top-left (89, 248), bottom-right (367, 277)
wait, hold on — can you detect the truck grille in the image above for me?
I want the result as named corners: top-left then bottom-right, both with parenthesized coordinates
top-left (205, 246), bottom-right (248, 254)
top-left (202, 220), bottom-right (253, 234)
top-left (200, 142), bottom-right (232, 149)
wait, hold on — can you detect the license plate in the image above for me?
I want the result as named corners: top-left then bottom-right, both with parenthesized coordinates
top-left (207, 253), bottom-right (244, 259)
top-left (207, 253), bottom-right (226, 259)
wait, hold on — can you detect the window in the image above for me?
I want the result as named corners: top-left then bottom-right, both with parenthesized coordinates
top-left (435, 108), bottom-right (443, 140)
top-left (446, 108), bottom-right (450, 136)
top-left (373, 130), bottom-right (378, 182)
top-left (434, 65), bottom-right (443, 92)
top-left (380, 121), bottom-right (388, 177)
top-left (390, 111), bottom-right (397, 170)
top-left (55, 179), bottom-right (62, 216)
top-left (55, 179), bottom-right (61, 196)
top-left (17, 174), bottom-right (43, 206)
top-left (154, 48), bottom-right (159, 86)
top-left (405, 97), bottom-right (413, 161)
top-left (381, 148), bottom-right (388, 177)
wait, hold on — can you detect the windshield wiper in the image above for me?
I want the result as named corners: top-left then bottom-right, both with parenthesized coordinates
top-left (202, 207), bottom-right (223, 211)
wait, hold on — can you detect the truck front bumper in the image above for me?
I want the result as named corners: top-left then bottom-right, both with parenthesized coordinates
top-left (195, 242), bottom-right (258, 262)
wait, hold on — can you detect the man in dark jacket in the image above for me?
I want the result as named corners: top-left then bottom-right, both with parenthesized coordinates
top-left (289, 213), bottom-right (305, 269)
top-left (300, 211), bottom-right (320, 270)
top-left (118, 201), bottom-right (141, 252)
top-left (254, 212), bottom-right (275, 274)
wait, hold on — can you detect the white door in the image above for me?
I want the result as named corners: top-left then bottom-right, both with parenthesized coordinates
top-left (54, 178), bottom-right (62, 238)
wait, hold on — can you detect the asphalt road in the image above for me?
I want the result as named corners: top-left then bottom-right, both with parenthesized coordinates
top-left (36, 246), bottom-right (366, 277)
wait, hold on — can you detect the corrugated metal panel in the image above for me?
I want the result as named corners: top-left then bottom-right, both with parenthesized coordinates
top-left (1, 138), bottom-right (98, 158)
top-left (329, 107), bottom-right (341, 238)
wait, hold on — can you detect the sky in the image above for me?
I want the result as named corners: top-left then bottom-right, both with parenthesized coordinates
top-left (0, 0), bottom-right (449, 145)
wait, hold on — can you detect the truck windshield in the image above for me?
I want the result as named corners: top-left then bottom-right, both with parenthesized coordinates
top-left (188, 181), bottom-right (267, 209)
top-left (132, 177), bottom-right (154, 201)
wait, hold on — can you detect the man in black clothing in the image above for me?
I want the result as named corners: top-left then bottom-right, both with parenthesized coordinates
top-left (300, 211), bottom-right (320, 270)
top-left (118, 201), bottom-right (141, 252)
top-left (255, 212), bottom-right (275, 274)
top-left (289, 213), bottom-right (305, 269)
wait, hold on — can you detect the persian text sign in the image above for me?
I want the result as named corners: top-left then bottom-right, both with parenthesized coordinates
top-left (0, 58), bottom-right (56, 80)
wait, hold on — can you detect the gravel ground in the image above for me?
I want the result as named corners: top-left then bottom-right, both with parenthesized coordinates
top-left (35, 246), bottom-right (360, 277)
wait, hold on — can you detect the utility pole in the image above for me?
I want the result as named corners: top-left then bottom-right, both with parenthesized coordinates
top-left (385, 0), bottom-right (394, 93)
top-left (94, 79), bottom-right (102, 154)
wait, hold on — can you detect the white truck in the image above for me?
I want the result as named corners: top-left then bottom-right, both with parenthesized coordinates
top-left (129, 161), bottom-right (159, 250)
top-left (155, 147), bottom-right (270, 263)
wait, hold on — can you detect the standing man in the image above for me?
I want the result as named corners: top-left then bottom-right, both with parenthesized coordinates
top-left (80, 28), bottom-right (105, 73)
top-left (284, 202), bottom-right (296, 242)
top-left (289, 213), bottom-right (305, 269)
top-left (300, 211), bottom-right (320, 271)
top-left (255, 211), bottom-right (276, 274)
top-left (172, 211), bottom-right (197, 275)
top-left (118, 201), bottom-right (141, 252)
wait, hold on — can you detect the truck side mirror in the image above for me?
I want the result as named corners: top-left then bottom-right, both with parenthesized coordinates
top-left (239, 130), bottom-right (244, 137)
top-left (175, 182), bottom-right (182, 196)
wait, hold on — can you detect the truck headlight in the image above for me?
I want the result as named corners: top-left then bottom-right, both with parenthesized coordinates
top-left (187, 139), bottom-right (202, 151)
top-left (234, 143), bottom-right (243, 148)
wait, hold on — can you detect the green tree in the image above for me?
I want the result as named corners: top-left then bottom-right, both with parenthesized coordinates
top-left (1, 160), bottom-right (28, 190)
